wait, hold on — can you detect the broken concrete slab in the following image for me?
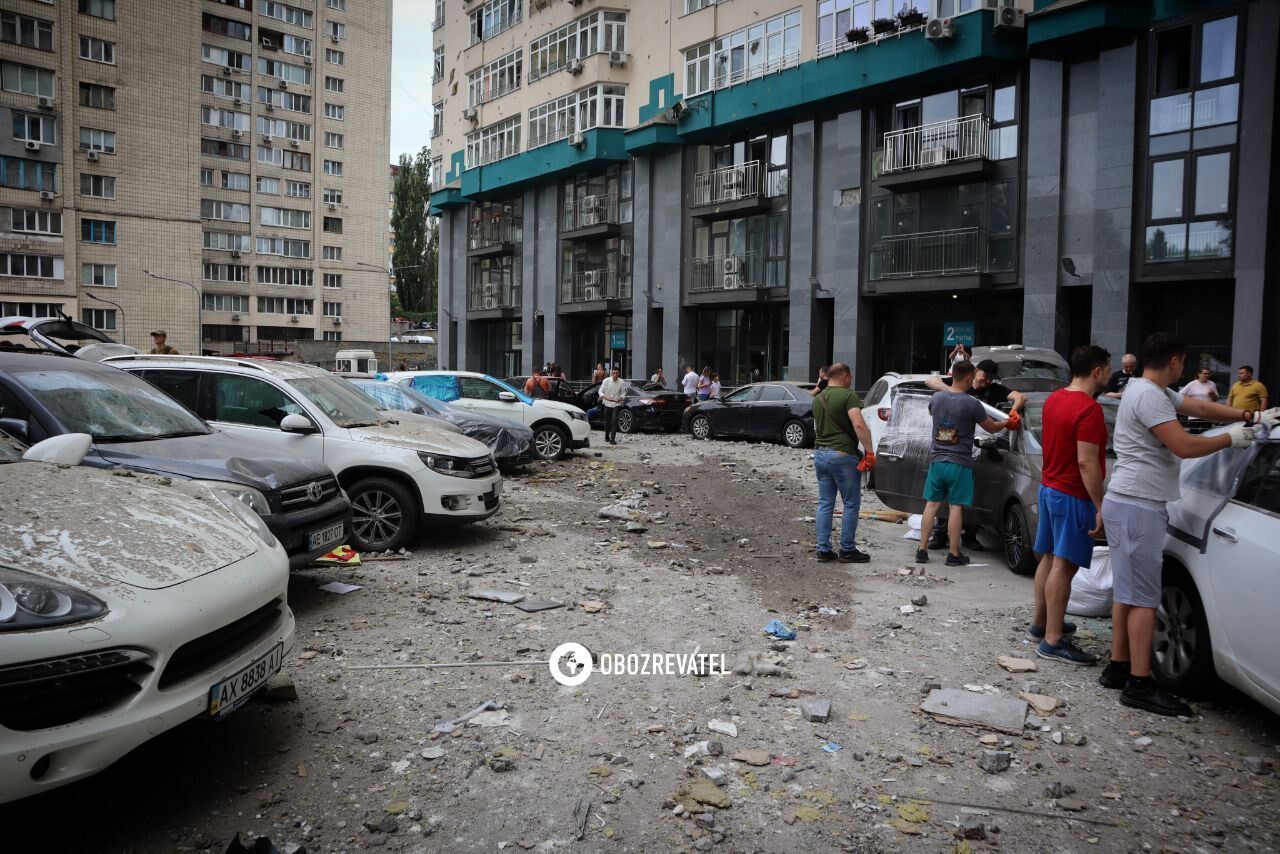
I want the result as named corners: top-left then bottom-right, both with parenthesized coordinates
top-left (707, 719), bottom-right (738, 738)
top-left (466, 589), bottom-right (526, 604)
top-left (997, 655), bottom-right (1038, 673)
top-left (1018, 692), bottom-right (1062, 716)
top-left (920, 688), bottom-right (1028, 734)
top-left (800, 699), bottom-right (831, 723)
top-left (730, 749), bottom-right (771, 766)
top-left (512, 596), bottom-right (565, 612)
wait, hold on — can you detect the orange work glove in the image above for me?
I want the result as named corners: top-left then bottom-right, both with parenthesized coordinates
top-left (857, 452), bottom-right (875, 472)
top-left (1006, 411), bottom-right (1021, 431)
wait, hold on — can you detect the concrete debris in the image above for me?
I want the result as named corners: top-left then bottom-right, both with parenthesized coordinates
top-left (800, 699), bottom-right (831, 723)
top-left (1018, 692), bottom-right (1062, 716)
top-left (1133, 736), bottom-right (1153, 750)
top-left (997, 655), bottom-right (1038, 673)
top-left (624, 521), bottom-right (648, 533)
top-left (921, 689), bottom-right (1029, 734)
top-left (513, 596), bottom-right (564, 612)
top-left (420, 747), bottom-right (445, 760)
top-left (707, 719), bottom-right (738, 738)
top-left (260, 673), bottom-right (299, 702)
top-left (1054, 798), bottom-right (1085, 812)
top-left (1022, 680), bottom-right (1042, 694)
top-left (730, 749), bottom-right (771, 766)
top-left (911, 593), bottom-right (928, 607)
top-left (684, 741), bottom-right (723, 759)
top-left (956, 815), bottom-right (987, 840)
top-left (701, 767), bottom-right (728, 786)
top-left (354, 727), bottom-right (380, 744)
top-left (900, 604), bottom-right (916, 614)
top-left (980, 750), bottom-right (1012, 774)
top-left (1243, 756), bottom-right (1274, 775)
top-left (466, 589), bottom-right (526, 604)
top-left (468, 709), bottom-right (513, 728)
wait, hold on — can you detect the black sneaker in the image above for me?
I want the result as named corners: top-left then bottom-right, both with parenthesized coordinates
top-left (961, 533), bottom-right (985, 551)
top-left (944, 552), bottom-right (970, 567)
top-left (1036, 639), bottom-right (1098, 666)
top-left (1120, 679), bottom-right (1192, 717)
top-left (816, 550), bottom-right (837, 562)
top-left (1026, 622), bottom-right (1078, 641)
top-left (926, 534), bottom-right (947, 550)
top-left (914, 549), bottom-right (929, 564)
top-left (838, 548), bottom-right (870, 564)
top-left (1098, 661), bottom-right (1130, 689)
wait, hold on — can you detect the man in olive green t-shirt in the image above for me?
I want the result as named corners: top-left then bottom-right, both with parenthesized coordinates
top-left (812, 363), bottom-right (875, 563)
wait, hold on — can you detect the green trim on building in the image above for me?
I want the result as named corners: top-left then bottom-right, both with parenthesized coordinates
top-left (637, 73), bottom-right (680, 124)
top-left (1028, 1), bottom-right (1151, 51)
top-left (624, 122), bottom-right (681, 155)
top-left (428, 186), bottom-right (463, 216)
top-left (457, 128), bottom-right (630, 201)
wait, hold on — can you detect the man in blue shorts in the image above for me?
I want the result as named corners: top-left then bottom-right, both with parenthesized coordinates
top-left (916, 360), bottom-right (1010, 566)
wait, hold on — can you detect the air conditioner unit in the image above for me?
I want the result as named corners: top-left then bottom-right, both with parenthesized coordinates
top-left (304, 56), bottom-right (313, 65)
top-left (481, 295), bottom-right (499, 309)
top-left (608, 51), bottom-right (628, 67)
top-left (582, 286), bottom-right (601, 301)
top-left (331, 34), bottom-right (340, 43)
top-left (581, 269), bottom-right (601, 287)
top-left (462, 107), bottom-right (478, 122)
top-left (290, 314), bottom-right (300, 322)
top-left (569, 132), bottom-right (586, 148)
top-left (722, 273), bottom-right (743, 290)
top-left (233, 97), bottom-right (243, 105)
top-left (925, 17), bottom-right (955, 41)
top-left (231, 312), bottom-right (241, 321)
top-left (278, 80), bottom-right (288, 90)
top-left (567, 58), bottom-right (584, 75)
top-left (264, 135), bottom-right (274, 143)
top-left (40, 190), bottom-right (54, 201)
top-left (289, 138), bottom-right (300, 147)
top-left (328, 202), bottom-right (337, 210)
top-left (333, 316), bottom-right (342, 325)
top-left (994, 6), bottom-right (1025, 31)
top-left (919, 146), bottom-right (945, 166)
top-left (232, 129), bottom-right (243, 139)
top-left (721, 171), bottom-right (743, 200)
top-left (230, 250), bottom-right (243, 258)
top-left (37, 96), bottom-right (54, 110)
top-left (723, 255), bottom-right (742, 275)
top-left (24, 140), bottom-right (40, 151)
top-left (87, 149), bottom-right (100, 161)
top-left (266, 102), bottom-right (275, 111)
top-left (223, 66), bottom-right (233, 75)
top-left (481, 282), bottom-right (500, 298)
top-left (668, 99), bottom-right (688, 122)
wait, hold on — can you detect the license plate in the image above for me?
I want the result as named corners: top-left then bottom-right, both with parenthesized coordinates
top-left (308, 521), bottom-right (344, 552)
top-left (208, 642), bottom-right (284, 718)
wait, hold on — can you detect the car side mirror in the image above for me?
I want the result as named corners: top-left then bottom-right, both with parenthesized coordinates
top-left (0, 417), bottom-right (29, 444)
top-left (23, 432), bottom-right (91, 465)
top-left (498, 391), bottom-right (517, 402)
top-left (280, 412), bottom-right (319, 434)
top-left (975, 436), bottom-right (1004, 462)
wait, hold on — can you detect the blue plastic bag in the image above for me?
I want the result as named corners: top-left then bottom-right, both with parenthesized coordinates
top-left (763, 619), bottom-right (797, 641)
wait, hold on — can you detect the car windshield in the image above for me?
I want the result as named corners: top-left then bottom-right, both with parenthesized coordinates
top-left (288, 376), bottom-right (386, 428)
top-left (484, 375), bottom-right (534, 405)
top-left (16, 368), bottom-right (212, 441)
top-left (1002, 358), bottom-right (1070, 382)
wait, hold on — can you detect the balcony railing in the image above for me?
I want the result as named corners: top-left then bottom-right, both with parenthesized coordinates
top-left (470, 8), bottom-right (521, 46)
top-left (870, 227), bottom-right (985, 279)
top-left (713, 50), bottom-right (801, 90)
top-left (467, 280), bottom-right (521, 311)
top-left (560, 268), bottom-right (630, 303)
top-left (883, 115), bottom-right (991, 174)
top-left (562, 194), bottom-right (618, 232)
top-left (468, 217), bottom-right (521, 251)
top-left (690, 251), bottom-right (765, 292)
top-left (692, 161), bottom-right (764, 208)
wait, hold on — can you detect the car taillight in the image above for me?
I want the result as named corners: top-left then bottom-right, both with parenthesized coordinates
top-left (639, 398), bottom-right (658, 405)
top-left (878, 407), bottom-right (891, 421)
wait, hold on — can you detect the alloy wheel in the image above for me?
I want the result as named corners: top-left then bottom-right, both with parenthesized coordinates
top-left (690, 415), bottom-right (710, 440)
top-left (1003, 508), bottom-right (1025, 569)
top-left (533, 427), bottom-right (564, 460)
top-left (352, 489), bottom-right (403, 550)
top-left (1154, 585), bottom-right (1197, 680)
top-left (617, 409), bottom-right (634, 433)
top-left (783, 421), bottom-right (806, 448)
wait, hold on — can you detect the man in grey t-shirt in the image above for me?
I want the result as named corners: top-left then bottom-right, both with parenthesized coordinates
top-left (1100, 333), bottom-right (1277, 717)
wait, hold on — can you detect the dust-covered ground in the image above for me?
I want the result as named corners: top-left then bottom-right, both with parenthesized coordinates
top-left (7, 432), bottom-right (1279, 853)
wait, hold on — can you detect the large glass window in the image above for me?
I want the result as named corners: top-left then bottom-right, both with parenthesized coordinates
top-left (468, 49), bottom-right (522, 107)
top-left (711, 9), bottom-right (801, 89)
top-left (529, 11), bottom-right (627, 81)
top-left (465, 115), bottom-right (520, 168)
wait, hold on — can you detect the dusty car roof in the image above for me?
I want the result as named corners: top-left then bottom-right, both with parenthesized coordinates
top-left (104, 354), bottom-right (329, 381)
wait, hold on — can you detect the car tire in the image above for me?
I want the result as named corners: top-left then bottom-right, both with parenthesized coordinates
top-left (1002, 503), bottom-right (1036, 576)
top-left (689, 414), bottom-right (712, 440)
top-left (1153, 565), bottom-right (1216, 696)
top-left (349, 477), bottom-right (416, 553)
top-left (782, 419), bottom-right (808, 449)
top-left (616, 409), bottom-right (635, 434)
top-left (531, 423), bottom-right (568, 460)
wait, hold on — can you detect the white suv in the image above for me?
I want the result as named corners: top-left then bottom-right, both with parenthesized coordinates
top-left (385, 370), bottom-right (590, 461)
top-left (108, 356), bottom-right (502, 552)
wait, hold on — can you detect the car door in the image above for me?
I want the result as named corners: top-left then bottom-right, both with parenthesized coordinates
top-left (746, 384), bottom-right (796, 439)
top-left (711, 385), bottom-right (761, 435)
top-left (872, 390), bottom-right (931, 514)
top-left (202, 371), bottom-right (326, 462)
top-left (457, 375), bottom-right (528, 424)
top-left (1204, 443), bottom-right (1280, 698)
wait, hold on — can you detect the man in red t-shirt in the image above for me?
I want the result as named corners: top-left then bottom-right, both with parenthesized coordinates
top-left (1030, 345), bottom-right (1112, 666)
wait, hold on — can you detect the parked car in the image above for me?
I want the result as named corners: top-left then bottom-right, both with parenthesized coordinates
top-left (386, 370), bottom-right (590, 462)
top-left (0, 431), bottom-right (295, 803)
top-left (505, 375), bottom-right (583, 408)
top-left (1, 314), bottom-right (138, 362)
top-left (107, 356), bottom-right (501, 552)
top-left (861, 372), bottom-right (935, 472)
top-left (349, 378), bottom-right (533, 468)
top-left (576, 379), bottom-right (690, 433)
top-left (682, 382), bottom-right (818, 449)
top-left (970, 345), bottom-right (1070, 393)
top-left (1154, 425), bottom-right (1280, 712)
top-left (0, 351), bottom-right (351, 568)
top-left (873, 388), bottom-right (1118, 574)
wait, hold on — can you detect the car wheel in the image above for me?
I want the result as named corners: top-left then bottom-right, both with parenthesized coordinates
top-left (531, 424), bottom-right (568, 460)
top-left (349, 477), bottom-right (415, 553)
top-left (1153, 566), bottom-right (1215, 696)
top-left (782, 419), bottom-right (808, 449)
top-left (689, 414), bottom-right (712, 440)
top-left (1002, 503), bottom-right (1036, 576)
top-left (616, 409), bottom-right (635, 434)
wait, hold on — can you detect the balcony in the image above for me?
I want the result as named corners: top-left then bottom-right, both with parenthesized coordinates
top-left (689, 251), bottom-right (771, 303)
top-left (559, 268), bottom-right (631, 312)
top-left (467, 217), bottom-right (521, 256)
top-left (562, 194), bottom-right (620, 238)
top-left (879, 115), bottom-right (993, 190)
top-left (691, 161), bottom-right (778, 218)
top-left (868, 227), bottom-right (989, 293)
top-left (467, 280), bottom-right (521, 318)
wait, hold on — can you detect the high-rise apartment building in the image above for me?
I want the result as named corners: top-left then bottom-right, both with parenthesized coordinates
top-left (0, 0), bottom-right (392, 354)
top-left (431, 0), bottom-right (1279, 389)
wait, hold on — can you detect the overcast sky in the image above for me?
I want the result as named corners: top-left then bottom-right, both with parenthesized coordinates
top-left (389, 0), bottom-right (436, 164)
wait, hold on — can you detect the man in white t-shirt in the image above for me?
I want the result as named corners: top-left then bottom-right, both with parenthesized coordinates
top-left (1100, 333), bottom-right (1278, 717)
top-left (599, 367), bottom-right (628, 445)
top-left (681, 366), bottom-right (699, 399)
top-left (1178, 366), bottom-right (1219, 402)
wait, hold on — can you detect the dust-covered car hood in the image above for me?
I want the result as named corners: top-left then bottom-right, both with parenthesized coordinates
top-left (0, 463), bottom-right (259, 591)
top-left (533, 398), bottom-right (587, 417)
top-left (350, 417), bottom-right (493, 459)
top-left (92, 430), bottom-right (335, 492)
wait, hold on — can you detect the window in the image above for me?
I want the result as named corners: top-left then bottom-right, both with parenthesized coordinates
top-left (203, 137), bottom-right (250, 160)
top-left (710, 10), bottom-right (801, 90)
top-left (468, 50), bottom-right (522, 107)
top-left (259, 1), bottom-right (313, 28)
top-left (324, 131), bottom-right (343, 148)
top-left (431, 101), bottom-right (443, 138)
top-left (327, 0), bottom-right (346, 10)
top-left (323, 159), bottom-right (343, 176)
top-left (79, 36), bottom-right (116, 64)
top-left (260, 29), bottom-right (313, 57)
top-left (217, 171), bottom-right (251, 190)
top-left (432, 46), bottom-right (444, 83)
top-left (323, 188), bottom-right (342, 204)
top-left (466, 115), bottom-right (520, 167)
top-left (12, 113), bottom-right (56, 145)
top-left (322, 301), bottom-right (342, 317)
top-left (322, 216), bottom-right (342, 233)
top-left (325, 21), bottom-right (345, 40)
top-left (259, 57), bottom-right (311, 84)
top-left (323, 273), bottom-right (342, 287)
top-left (260, 206), bottom-right (310, 228)
top-left (81, 263), bottom-right (116, 287)
top-left (202, 44), bottom-right (251, 70)
top-left (79, 82), bottom-right (115, 109)
top-left (78, 127), bottom-right (116, 153)
top-left (1, 11), bottom-right (54, 51)
top-left (527, 84), bottom-right (625, 149)
top-left (201, 199), bottom-right (250, 222)
top-left (816, 0), bottom-right (872, 51)
top-left (469, 0), bottom-right (520, 45)
top-left (0, 253), bottom-right (61, 278)
top-left (257, 145), bottom-right (311, 171)
top-left (257, 296), bottom-right (313, 314)
top-left (257, 265), bottom-right (312, 285)
top-left (0, 156), bottom-right (56, 192)
top-left (325, 102), bottom-right (344, 120)
top-left (81, 308), bottom-right (117, 331)
top-left (203, 231), bottom-right (251, 252)
top-left (324, 75), bottom-right (344, 93)
top-left (203, 262), bottom-right (250, 282)
top-left (80, 174), bottom-right (115, 198)
top-left (81, 219), bottom-right (117, 244)
top-left (78, 0), bottom-right (116, 21)
top-left (286, 179), bottom-right (311, 198)
top-left (256, 115), bottom-right (311, 140)
top-left (258, 86), bottom-right (312, 113)
top-left (257, 175), bottom-right (280, 194)
top-left (322, 245), bottom-right (342, 260)
top-left (209, 373), bottom-right (302, 426)
top-left (686, 0), bottom-right (720, 11)
top-left (326, 47), bottom-right (344, 64)
top-left (202, 293), bottom-right (250, 312)
top-left (202, 106), bottom-right (250, 132)
top-left (684, 43), bottom-right (712, 97)
top-left (2, 61), bottom-right (55, 98)
top-left (11, 209), bottom-right (61, 235)
top-left (529, 11), bottom-right (626, 81)
top-left (211, 0), bottom-right (251, 9)
top-left (256, 236), bottom-right (310, 257)
top-left (202, 74), bottom-right (248, 101)
top-left (323, 330), bottom-right (342, 341)
top-left (202, 13), bottom-right (251, 40)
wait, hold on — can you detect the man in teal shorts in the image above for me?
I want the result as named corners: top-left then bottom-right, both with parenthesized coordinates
top-left (916, 360), bottom-right (1010, 566)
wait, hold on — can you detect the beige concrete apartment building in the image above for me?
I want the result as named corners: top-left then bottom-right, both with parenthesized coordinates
top-left (0, 0), bottom-right (392, 354)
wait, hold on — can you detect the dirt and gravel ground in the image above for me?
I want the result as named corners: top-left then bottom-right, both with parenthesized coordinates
top-left (7, 432), bottom-right (1279, 853)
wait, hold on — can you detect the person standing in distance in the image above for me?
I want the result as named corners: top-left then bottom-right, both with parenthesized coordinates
top-left (1179, 366), bottom-right (1219, 402)
top-left (681, 366), bottom-right (699, 402)
top-left (1227, 365), bottom-right (1268, 412)
top-left (1104, 353), bottom-right (1138, 399)
top-left (812, 363), bottom-right (874, 563)
top-left (599, 367), bottom-right (627, 445)
top-left (651, 366), bottom-right (666, 388)
top-left (149, 330), bottom-right (179, 355)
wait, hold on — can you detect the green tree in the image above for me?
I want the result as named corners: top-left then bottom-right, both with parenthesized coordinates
top-left (391, 146), bottom-right (432, 313)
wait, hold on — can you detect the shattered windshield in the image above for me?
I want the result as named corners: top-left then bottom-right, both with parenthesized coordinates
top-left (16, 368), bottom-right (212, 441)
top-left (289, 376), bottom-right (386, 428)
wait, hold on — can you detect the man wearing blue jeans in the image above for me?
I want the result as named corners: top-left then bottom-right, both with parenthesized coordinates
top-left (812, 363), bottom-right (875, 563)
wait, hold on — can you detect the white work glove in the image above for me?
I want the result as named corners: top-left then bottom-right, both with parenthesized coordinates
top-left (1227, 422), bottom-right (1254, 448)
top-left (1256, 407), bottom-right (1280, 431)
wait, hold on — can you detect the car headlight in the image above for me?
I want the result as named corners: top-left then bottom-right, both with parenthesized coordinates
top-left (192, 480), bottom-right (272, 516)
top-left (418, 452), bottom-right (476, 478)
top-left (568, 410), bottom-right (587, 421)
top-left (213, 491), bottom-right (277, 547)
top-left (0, 566), bottom-right (107, 632)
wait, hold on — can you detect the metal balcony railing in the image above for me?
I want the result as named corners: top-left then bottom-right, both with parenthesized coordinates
top-left (712, 50), bottom-right (800, 90)
top-left (470, 7), bottom-right (521, 46)
top-left (883, 115), bottom-right (991, 174)
top-left (690, 251), bottom-right (765, 292)
top-left (869, 227), bottom-right (985, 279)
top-left (560, 268), bottom-right (630, 303)
top-left (468, 217), bottom-right (521, 250)
top-left (467, 280), bottom-right (521, 311)
top-left (562, 194), bottom-right (619, 231)
top-left (692, 161), bottom-right (764, 207)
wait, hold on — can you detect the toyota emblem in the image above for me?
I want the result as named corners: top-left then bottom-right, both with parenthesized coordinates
top-left (306, 481), bottom-right (324, 502)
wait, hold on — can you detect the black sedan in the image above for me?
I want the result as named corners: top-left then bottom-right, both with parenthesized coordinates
top-left (578, 380), bottom-right (690, 433)
top-left (506, 376), bottom-right (582, 407)
top-left (681, 382), bottom-right (817, 448)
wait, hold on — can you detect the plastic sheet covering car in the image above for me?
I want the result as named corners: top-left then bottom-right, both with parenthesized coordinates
top-left (403, 373), bottom-right (462, 402)
top-left (1166, 424), bottom-right (1275, 551)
